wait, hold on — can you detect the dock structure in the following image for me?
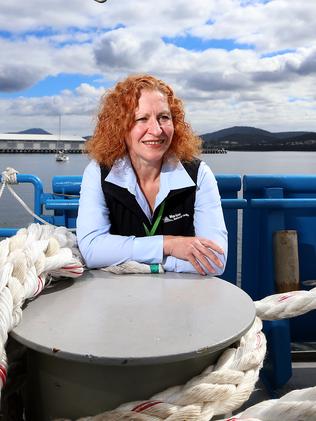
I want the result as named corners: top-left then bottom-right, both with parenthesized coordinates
top-left (202, 146), bottom-right (227, 154)
top-left (0, 133), bottom-right (86, 153)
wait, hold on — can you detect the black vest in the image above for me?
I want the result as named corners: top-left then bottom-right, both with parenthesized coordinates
top-left (100, 159), bottom-right (201, 237)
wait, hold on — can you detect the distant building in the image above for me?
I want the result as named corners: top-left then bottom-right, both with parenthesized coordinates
top-left (0, 133), bottom-right (86, 153)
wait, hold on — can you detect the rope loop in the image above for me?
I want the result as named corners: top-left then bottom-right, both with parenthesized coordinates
top-left (1, 167), bottom-right (19, 184)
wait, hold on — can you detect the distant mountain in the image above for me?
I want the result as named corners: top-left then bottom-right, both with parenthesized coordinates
top-left (8, 128), bottom-right (52, 135)
top-left (202, 126), bottom-right (274, 141)
top-left (200, 126), bottom-right (316, 151)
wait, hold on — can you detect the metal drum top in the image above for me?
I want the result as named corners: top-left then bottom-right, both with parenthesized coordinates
top-left (12, 270), bottom-right (255, 366)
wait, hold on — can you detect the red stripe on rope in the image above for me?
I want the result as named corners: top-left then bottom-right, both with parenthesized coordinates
top-left (278, 293), bottom-right (294, 302)
top-left (256, 332), bottom-right (262, 348)
top-left (62, 265), bottom-right (83, 269)
top-left (34, 275), bottom-right (43, 296)
top-left (0, 365), bottom-right (7, 385)
top-left (61, 267), bottom-right (83, 274)
top-left (132, 400), bottom-right (162, 413)
top-left (62, 270), bottom-right (83, 275)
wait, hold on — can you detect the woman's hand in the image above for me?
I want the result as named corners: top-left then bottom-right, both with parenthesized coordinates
top-left (163, 235), bottom-right (224, 276)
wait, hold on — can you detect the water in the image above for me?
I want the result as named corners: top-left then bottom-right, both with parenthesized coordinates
top-left (203, 150), bottom-right (316, 175)
top-left (1, 151), bottom-right (315, 228)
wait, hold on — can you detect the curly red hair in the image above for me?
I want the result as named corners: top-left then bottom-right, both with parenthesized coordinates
top-left (86, 74), bottom-right (202, 166)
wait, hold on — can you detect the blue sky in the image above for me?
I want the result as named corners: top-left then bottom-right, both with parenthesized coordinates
top-left (162, 36), bottom-right (254, 52)
top-left (0, 0), bottom-right (315, 136)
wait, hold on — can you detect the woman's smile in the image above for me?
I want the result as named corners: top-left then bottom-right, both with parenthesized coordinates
top-left (142, 139), bottom-right (165, 145)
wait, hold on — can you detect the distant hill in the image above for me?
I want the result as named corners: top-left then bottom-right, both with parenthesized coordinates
top-left (203, 126), bottom-right (274, 141)
top-left (201, 126), bottom-right (316, 151)
top-left (8, 128), bottom-right (52, 135)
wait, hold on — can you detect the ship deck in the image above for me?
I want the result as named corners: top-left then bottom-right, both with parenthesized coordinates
top-left (240, 351), bottom-right (316, 413)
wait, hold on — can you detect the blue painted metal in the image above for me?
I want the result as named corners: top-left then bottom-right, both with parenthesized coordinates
top-left (251, 198), bottom-right (316, 208)
top-left (0, 173), bottom-right (45, 237)
top-left (215, 175), bottom-right (244, 285)
top-left (242, 174), bottom-right (316, 392)
top-left (0, 228), bottom-right (21, 237)
top-left (52, 175), bottom-right (82, 194)
top-left (261, 320), bottom-right (292, 391)
top-left (16, 174), bottom-right (44, 216)
top-left (44, 199), bottom-right (79, 210)
top-left (44, 176), bottom-right (82, 229)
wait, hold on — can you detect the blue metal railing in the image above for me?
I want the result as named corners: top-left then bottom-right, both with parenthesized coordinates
top-left (0, 173), bottom-right (45, 237)
top-left (241, 174), bottom-right (316, 390)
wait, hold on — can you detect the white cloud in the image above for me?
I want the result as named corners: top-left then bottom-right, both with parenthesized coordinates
top-left (1, 83), bottom-right (104, 135)
top-left (0, 0), bottom-right (316, 134)
top-left (190, 0), bottom-right (316, 52)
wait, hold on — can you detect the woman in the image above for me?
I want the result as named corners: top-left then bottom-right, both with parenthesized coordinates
top-left (77, 74), bottom-right (227, 275)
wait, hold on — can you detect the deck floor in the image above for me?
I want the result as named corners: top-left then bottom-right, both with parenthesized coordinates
top-left (239, 361), bottom-right (316, 413)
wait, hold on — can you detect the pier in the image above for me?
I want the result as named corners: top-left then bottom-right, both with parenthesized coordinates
top-left (0, 133), bottom-right (86, 154)
top-left (0, 149), bottom-right (84, 153)
top-left (202, 147), bottom-right (227, 154)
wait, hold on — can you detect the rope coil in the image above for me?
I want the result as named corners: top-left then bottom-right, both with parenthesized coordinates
top-left (0, 223), bottom-right (84, 392)
top-left (255, 288), bottom-right (316, 320)
top-left (1, 167), bottom-right (18, 184)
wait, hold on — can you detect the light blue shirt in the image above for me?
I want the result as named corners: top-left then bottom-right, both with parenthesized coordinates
top-left (76, 156), bottom-right (228, 274)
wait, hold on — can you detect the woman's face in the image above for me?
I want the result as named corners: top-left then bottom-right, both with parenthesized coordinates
top-left (125, 89), bottom-right (174, 167)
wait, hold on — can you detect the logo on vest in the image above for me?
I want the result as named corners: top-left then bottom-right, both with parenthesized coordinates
top-left (163, 213), bottom-right (190, 223)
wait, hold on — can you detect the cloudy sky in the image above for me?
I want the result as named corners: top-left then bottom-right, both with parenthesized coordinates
top-left (0, 0), bottom-right (315, 137)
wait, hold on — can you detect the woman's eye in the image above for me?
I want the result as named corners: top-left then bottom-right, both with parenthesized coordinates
top-left (136, 117), bottom-right (147, 122)
top-left (159, 115), bottom-right (171, 122)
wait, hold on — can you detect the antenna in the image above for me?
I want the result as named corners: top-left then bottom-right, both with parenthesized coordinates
top-left (59, 114), bottom-right (61, 142)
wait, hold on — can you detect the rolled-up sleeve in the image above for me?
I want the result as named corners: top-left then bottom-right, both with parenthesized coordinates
top-left (162, 161), bottom-right (228, 275)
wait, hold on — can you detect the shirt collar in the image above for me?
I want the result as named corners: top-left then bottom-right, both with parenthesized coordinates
top-left (104, 156), bottom-right (137, 195)
top-left (104, 155), bottom-right (196, 197)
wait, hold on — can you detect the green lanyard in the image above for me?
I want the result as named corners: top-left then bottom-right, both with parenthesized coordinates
top-left (143, 201), bottom-right (165, 236)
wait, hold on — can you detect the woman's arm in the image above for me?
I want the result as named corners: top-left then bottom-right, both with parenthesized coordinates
top-left (76, 161), bottom-right (164, 268)
top-left (162, 161), bottom-right (228, 275)
top-left (77, 160), bottom-right (227, 273)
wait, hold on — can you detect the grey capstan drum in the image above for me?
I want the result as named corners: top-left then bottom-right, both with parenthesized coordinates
top-left (11, 270), bottom-right (256, 420)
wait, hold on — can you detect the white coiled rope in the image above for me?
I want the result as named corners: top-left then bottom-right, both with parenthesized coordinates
top-left (0, 223), bottom-right (84, 394)
top-left (231, 386), bottom-right (316, 421)
top-left (255, 289), bottom-right (316, 320)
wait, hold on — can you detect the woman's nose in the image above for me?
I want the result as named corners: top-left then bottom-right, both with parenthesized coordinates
top-left (147, 117), bottom-right (162, 135)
